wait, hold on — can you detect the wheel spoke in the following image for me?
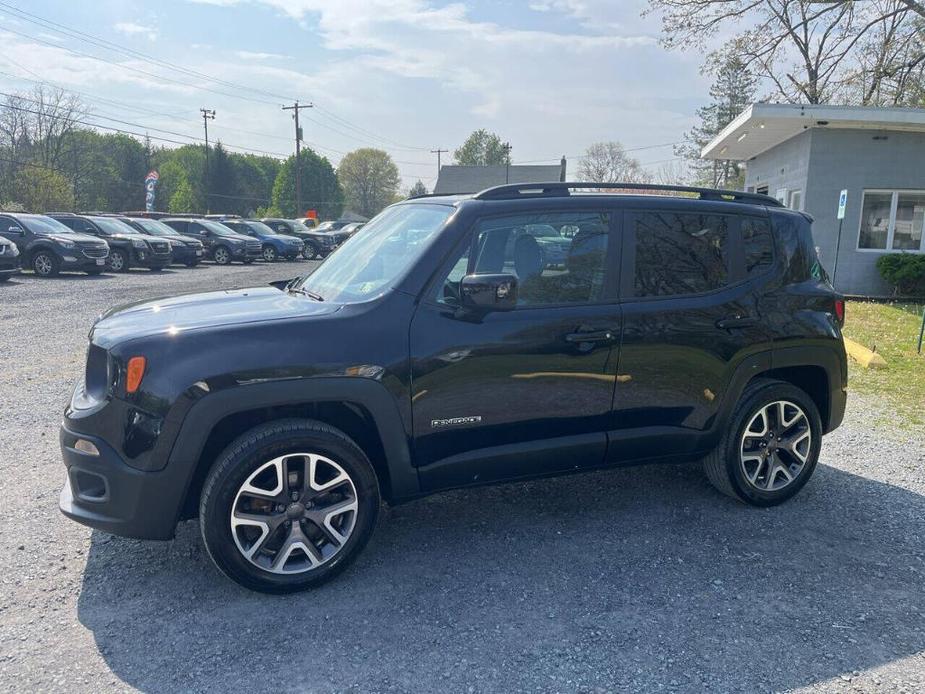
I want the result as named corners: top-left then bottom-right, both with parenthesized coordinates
top-left (307, 497), bottom-right (358, 547)
top-left (743, 406), bottom-right (770, 439)
top-left (271, 523), bottom-right (322, 572)
top-left (782, 430), bottom-right (811, 463)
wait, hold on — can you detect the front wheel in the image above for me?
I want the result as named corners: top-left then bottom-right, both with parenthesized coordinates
top-left (31, 250), bottom-right (60, 277)
top-left (703, 379), bottom-right (822, 506)
top-left (212, 246), bottom-right (231, 265)
top-left (302, 242), bottom-right (319, 260)
top-left (262, 245), bottom-right (278, 262)
top-left (107, 249), bottom-right (129, 272)
top-left (199, 419), bottom-right (380, 593)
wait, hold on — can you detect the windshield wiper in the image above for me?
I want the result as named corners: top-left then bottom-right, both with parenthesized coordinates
top-left (288, 286), bottom-right (324, 301)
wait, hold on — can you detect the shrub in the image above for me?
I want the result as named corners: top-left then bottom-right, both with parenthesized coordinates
top-left (877, 253), bottom-right (925, 296)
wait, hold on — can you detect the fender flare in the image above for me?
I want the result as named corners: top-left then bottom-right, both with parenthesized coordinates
top-left (166, 377), bottom-right (419, 505)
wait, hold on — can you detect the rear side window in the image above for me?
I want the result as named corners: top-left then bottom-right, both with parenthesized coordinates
top-left (633, 212), bottom-right (728, 297)
top-left (741, 217), bottom-right (774, 276)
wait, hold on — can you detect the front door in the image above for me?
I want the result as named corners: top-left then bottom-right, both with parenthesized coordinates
top-left (609, 206), bottom-right (774, 461)
top-left (409, 209), bottom-right (622, 491)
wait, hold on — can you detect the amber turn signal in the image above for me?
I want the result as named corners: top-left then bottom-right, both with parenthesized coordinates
top-left (126, 356), bottom-right (146, 394)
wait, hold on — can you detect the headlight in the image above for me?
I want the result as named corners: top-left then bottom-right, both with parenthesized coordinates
top-left (170, 239), bottom-right (182, 249)
top-left (132, 239), bottom-right (147, 249)
top-left (57, 239), bottom-right (75, 249)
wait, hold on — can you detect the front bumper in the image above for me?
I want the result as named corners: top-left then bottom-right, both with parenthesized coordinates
top-left (0, 258), bottom-right (20, 276)
top-left (171, 246), bottom-right (203, 264)
top-left (59, 424), bottom-right (182, 540)
top-left (133, 250), bottom-right (173, 269)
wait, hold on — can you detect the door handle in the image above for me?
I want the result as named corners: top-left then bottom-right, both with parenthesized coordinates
top-left (565, 329), bottom-right (615, 343)
top-left (716, 315), bottom-right (758, 330)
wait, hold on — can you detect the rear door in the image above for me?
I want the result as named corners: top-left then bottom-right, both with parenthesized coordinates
top-left (609, 204), bottom-right (773, 461)
top-left (409, 208), bottom-right (622, 490)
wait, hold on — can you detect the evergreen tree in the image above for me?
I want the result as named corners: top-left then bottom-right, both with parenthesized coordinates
top-left (676, 53), bottom-right (757, 189)
top-left (409, 180), bottom-right (428, 197)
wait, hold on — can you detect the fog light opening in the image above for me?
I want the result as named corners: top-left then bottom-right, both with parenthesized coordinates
top-left (74, 439), bottom-right (100, 456)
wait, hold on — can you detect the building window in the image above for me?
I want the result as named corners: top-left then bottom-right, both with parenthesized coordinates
top-left (858, 190), bottom-right (925, 252)
top-left (756, 185), bottom-right (769, 195)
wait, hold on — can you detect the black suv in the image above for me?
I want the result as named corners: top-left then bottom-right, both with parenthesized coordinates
top-left (0, 212), bottom-right (109, 276)
top-left (59, 183), bottom-right (847, 593)
top-left (260, 218), bottom-right (346, 260)
top-left (162, 218), bottom-right (262, 265)
top-left (121, 216), bottom-right (205, 267)
top-left (49, 214), bottom-right (172, 272)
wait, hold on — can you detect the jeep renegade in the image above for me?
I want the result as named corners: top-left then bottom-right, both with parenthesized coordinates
top-left (59, 183), bottom-right (847, 593)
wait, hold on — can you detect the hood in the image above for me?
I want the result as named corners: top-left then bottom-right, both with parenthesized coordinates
top-left (47, 232), bottom-right (102, 244)
top-left (91, 286), bottom-right (340, 348)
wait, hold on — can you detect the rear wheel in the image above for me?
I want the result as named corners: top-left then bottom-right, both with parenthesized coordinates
top-left (212, 246), bottom-right (231, 265)
top-left (200, 419), bottom-right (380, 593)
top-left (31, 250), bottom-right (60, 277)
top-left (262, 245), bottom-right (278, 262)
top-left (703, 379), bottom-right (822, 506)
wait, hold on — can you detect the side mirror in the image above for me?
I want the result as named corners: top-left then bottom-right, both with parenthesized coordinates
top-left (7, 226), bottom-right (24, 235)
top-left (460, 273), bottom-right (517, 311)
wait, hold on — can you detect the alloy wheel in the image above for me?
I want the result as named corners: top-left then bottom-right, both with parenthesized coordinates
top-left (303, 243), bottom-right (317, 260)
top-left (230, 453), bottom-right (358, 574)
top-left (263, 246), bottom-right (277, 262)
top-left (214, 247), bottom-right (230, 265)
top-left (739, 400), bottom-right (812, 492)
top-left (108, 251), bottom-right (125, 272)
top-left (32, 253), bottom-right (54, 276)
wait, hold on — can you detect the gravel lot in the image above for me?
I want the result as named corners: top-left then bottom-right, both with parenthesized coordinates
top-left (1, 262), bottom-right (924, 693)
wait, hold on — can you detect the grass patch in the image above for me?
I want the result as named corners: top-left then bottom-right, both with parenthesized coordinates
top-left (843, 300), bottom-right (925, 428)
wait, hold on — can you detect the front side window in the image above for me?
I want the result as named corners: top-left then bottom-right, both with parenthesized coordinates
top-left (633, 212), bottom-right (728, 297)
top-left (294, 203), bottom-right (453, 303)
top-left (859, 190), bottom-right (925, 252)
top-left (435, 211), bottom-right (611, 307)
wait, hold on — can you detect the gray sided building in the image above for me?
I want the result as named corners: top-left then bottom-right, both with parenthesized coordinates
top-left (702, 103), bottom-right (925, 296)
top-left (434, 159), bottom-right (566, 195)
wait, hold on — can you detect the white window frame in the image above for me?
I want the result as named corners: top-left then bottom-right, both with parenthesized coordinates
top-left (789, 190), bottom-right (803, 211)
top-left (857, 189), bottom-right (925, 253)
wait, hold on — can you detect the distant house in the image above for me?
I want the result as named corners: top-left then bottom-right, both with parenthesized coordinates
top-left (434, 158), bottom-right (567, 195)
top-left (702, 102), bottom-right (925, 296)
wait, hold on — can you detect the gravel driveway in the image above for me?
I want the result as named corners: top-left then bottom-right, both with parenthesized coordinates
top-left (1, 263), bottom-right (923, 693)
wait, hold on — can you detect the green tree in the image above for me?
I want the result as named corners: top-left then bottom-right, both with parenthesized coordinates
top-left (675, 52), bottom-right (757, 188)
top-left (454, 129), bottom-right (511, 165)
top-left (206, 142), bottom-right (237, 214)
top-left (14, 164), bottom-right (74, 212)
top-left (337, 148), bottom-right (401, 217)
top-left (271, 149), bottom-right (344, 219)
top-left (169, 176), bottom-right (198, 213)
top-left (408, 180), bottom-right (428, 198)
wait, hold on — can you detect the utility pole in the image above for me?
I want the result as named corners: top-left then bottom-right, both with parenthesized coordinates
top-left (430, 148), bottom-right (448, 179)
top-left (501, 142), bottom-right (512, 183)
top-left (282, 101), bottom-right (313, 215)
top-left (200, 108), bottom-right (215, 213)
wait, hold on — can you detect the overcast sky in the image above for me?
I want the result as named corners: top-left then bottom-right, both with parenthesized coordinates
top-left (0, 0), bottom-right (710, 188)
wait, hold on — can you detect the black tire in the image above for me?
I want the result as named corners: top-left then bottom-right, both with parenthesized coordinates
top-left (703, 378), bottom-right (822, 507)
top-left (199, 418), bottom-right (380, 593)
top-left (262, 245), bottom-right (278, 262)
top-left (302, 242), bottom-right (318, 260)
top-left (31, 249), bottom-right (60, 277)
top-left (212, 245), bottom-right (232, 265)
top-left (107, 248), bottom-right (129, 273)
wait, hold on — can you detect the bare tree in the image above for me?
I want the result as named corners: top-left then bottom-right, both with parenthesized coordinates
top-left (26, 86), bottom-right (88, 168)
top-left (647, 0), bottom-right (924, 104)
top-left (577, 142), bottom-right (650, 184)
top-left (653, 159), bottom-right (689, 186)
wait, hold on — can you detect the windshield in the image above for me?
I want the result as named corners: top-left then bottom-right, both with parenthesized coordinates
top-left (201, 220), bottom-right (241, 237)
top-left (130, 218), bottom-right (176, 237)
top-left (20, 214), bottom-right (74, 235)
top-left (91, 217), bottom-right (141, 235)
top-left (242, 221), bottom-right (277, 236)
top-left (294, 204), bottom-right (452, 303)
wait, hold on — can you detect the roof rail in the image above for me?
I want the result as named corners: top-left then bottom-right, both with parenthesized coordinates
top-left (472, 181), bottom-right (784, 207)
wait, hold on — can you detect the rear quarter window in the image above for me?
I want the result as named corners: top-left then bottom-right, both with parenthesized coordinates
top-left (741, 216), bottom-right (774, 277)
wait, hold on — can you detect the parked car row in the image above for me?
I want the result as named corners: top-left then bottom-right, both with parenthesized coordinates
top-left (0, 211), bottom-right (358, 278)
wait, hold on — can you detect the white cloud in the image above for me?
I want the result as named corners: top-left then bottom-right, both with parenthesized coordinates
top-left (235, 50), bottom-right (284, 60)
top-left (114, 22), bottom-right (158, 42)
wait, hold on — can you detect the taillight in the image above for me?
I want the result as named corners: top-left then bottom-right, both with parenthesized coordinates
top-left (126, 356), bottom-right (146, 394)
top-left (834, 299), bottom-right (845, 327)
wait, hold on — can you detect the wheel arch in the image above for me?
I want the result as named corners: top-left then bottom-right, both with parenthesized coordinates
top-left (169, 378), bottom-right (418, 521)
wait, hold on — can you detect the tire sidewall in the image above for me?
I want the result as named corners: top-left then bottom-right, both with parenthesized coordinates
top-left (201, 423), bottom-right (380, 593)
top-left (213, 246), bottom-right (231, 265)
top-left (724, 383), bottom-right (822, 506)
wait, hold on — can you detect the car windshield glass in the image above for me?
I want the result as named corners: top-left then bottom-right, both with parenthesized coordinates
top-left (294, 203), bottom-right (453, 303)
top-left (131, 219), bottom-right (176, 237)
top-left (92, 217), bottom-right (140, 235)
top-left (245, 221), bottom-right (277, 235)
top-left (20, 215), bottom-right (74, 235)
top-left (201, 220), bottom-right (240, 237)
